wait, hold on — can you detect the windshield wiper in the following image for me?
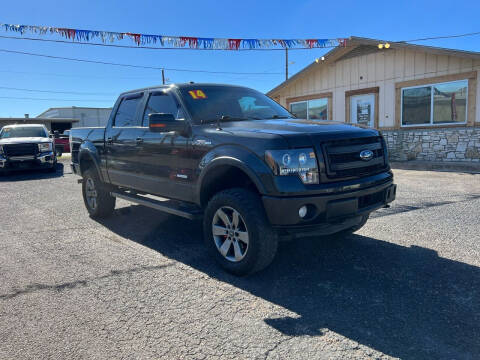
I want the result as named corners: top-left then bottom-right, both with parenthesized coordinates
top-left (267, 115), bottom-right (291, 119)
top-left (202, 115), bottom-right (260, 129)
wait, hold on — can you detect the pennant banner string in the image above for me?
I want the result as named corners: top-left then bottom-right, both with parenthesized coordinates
top-left (0, 23), bottom-right (347, 50)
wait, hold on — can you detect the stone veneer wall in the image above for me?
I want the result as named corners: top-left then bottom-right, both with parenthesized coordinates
top-left (382, 127), bottom-right (480, 162)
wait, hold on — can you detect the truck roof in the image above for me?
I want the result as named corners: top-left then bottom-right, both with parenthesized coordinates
top-left (119, 83), bottom-right (252, 97)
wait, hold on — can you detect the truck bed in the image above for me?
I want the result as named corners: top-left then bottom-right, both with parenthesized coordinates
top-left (70, 127), bottom-right (106, 163)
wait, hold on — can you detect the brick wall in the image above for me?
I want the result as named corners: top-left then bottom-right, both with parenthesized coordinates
top-left (383, 127), bottom-right (480, 162)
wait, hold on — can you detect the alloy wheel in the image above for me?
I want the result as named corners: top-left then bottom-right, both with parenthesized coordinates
top-left (85, 177), bottom-right (98, 211)
top-left (212, 206), bottom-right (249, 262)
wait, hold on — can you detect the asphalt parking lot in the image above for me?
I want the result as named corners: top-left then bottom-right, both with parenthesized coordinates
top-left (1, 161), bottom-right (479, 359)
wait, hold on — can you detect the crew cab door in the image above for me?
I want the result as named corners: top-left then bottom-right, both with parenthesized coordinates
top-left (134, 90), bottom-right (193, 201)
top-left (105, 92), bottom-right (146, 188)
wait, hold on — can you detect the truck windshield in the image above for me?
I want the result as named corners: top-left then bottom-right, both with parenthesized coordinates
top-left (0, 126), bottom-right (48, 138)
top-left (179, 85), bottom-right (293, 123)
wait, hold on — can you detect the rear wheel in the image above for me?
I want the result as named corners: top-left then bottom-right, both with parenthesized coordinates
top-left (203, 188), bottom-right (278, 276)
top-left (82, 169), bottom-right (116, 218)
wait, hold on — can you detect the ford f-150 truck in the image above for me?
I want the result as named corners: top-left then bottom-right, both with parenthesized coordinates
top-left (70, 83), bottom-right (396, 275)
top-left (0, 124), bottom-right (57, 173)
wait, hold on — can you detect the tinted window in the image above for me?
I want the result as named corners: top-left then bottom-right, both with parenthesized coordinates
top-left (290, 102), bottom-right (307, 119)
top-left (179, 86), bottom-right (292, 123)
top-left (143, 92), bottom-right (183, 126)
top-left (114, 95), bottom-right (143, 127)
top-left (433, 80), bottom-right (467, 124)
top-left (402, 86), bottom-right (431, 125)
top-left (308, 98), bottom-right (328, 120)
top-left (0, 126), bottom-right (47, 138)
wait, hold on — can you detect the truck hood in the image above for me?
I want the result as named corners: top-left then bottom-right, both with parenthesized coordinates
top-left (218, 119), bottom-right (379, 146)
top-left (0, 137), bottom-right (52, 145)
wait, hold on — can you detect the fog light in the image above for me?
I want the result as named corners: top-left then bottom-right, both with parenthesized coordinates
top-left (298, 205), bottom-right (308, 218)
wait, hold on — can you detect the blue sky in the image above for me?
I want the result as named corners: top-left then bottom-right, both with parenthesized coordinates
top-left (1, 0), bottom-right (479, 117)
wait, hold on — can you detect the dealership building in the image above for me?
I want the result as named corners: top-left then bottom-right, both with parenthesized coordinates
top-left (268, 37), bottom-right (480, 163)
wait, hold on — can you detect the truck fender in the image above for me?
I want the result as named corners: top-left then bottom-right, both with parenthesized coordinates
top-left (195, 145), bottom-right (275, 205)
top-left (78, 141), bottom-right (104, 182)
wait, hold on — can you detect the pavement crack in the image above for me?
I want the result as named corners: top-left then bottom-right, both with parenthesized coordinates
top-left (0, 263), bottom-right (172, 300)
top-left (263, 336), bottom-right (294, 360)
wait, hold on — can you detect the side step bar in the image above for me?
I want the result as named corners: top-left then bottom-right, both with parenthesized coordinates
top-left (111, 191), bottom-right (203, 220)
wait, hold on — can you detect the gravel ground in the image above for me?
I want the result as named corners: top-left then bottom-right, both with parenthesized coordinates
top-left (0, 162), bottom-right (479, 359)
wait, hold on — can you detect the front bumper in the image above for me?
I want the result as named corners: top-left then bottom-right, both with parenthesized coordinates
top-left (0, 151), bottom-right (56, 171)
top-left (262, 178), bottom-right (396, 236)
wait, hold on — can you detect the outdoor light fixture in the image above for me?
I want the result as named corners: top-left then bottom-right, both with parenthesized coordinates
top-left (378, 43), bottom-right (384, 49)
top-left (385, 43), bottom-right (391, 49)
top-left (378, 43), bottom-right (391, 49)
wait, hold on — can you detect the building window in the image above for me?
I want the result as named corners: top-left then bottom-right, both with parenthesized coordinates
top-left (401, 79), bottom-right (468, 126)
top-left (290, 98), bottom-right (328, 120)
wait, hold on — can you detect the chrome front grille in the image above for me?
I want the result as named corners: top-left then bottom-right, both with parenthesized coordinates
top-left (323, 137), bottom-right (386, 179)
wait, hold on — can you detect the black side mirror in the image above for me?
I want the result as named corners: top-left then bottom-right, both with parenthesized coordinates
top-left (148, 113), bottom-right (185, 133)
top-left (53, 130), bottom-right (60, 139)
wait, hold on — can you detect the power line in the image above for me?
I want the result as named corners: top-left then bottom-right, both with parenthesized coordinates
top-left (0, 48), bottom-right (283, 75)
top-left (400, 31), bottom-right (480, 43)
top-left (0, 96), bottom-right (112, 102)
top-left (0, 85), bottom-right (117, 96)
top-left (0, 69), bottom-right (160, 80)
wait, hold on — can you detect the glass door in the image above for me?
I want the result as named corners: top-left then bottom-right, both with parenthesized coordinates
top-left (350, 94), bottom-right (375, 127)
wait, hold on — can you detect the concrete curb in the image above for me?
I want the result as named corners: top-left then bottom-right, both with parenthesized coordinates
top-left (391, 161), bottom-right (480, 174)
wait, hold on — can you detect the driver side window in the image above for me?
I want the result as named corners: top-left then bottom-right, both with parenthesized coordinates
top-left (142, 92), bottom-right (185, 126)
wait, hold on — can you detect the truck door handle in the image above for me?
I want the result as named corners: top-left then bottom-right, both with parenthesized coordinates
top-left (136, 137), bottom-right (144, 144)
top-left (106, 137), bottom-right (113, 144)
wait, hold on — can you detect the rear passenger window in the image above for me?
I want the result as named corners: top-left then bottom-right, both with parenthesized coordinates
top-left (142, 92), bottom-right (184, 126)
top-left (114, 95), bottom-right (143, 127)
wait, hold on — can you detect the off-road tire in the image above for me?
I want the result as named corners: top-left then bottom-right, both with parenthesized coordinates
top-left (82, 168), bottom-right (116, 218)
top-left (203, 188), bottom-right (278, 276)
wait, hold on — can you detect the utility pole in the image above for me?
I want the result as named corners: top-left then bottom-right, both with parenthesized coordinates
top-left (285, 48), bottom-right (288, 81)
top-left (162, 68), bottom-right (165, 85)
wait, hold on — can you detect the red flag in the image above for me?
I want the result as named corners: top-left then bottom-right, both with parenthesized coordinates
top-left (228, 39), bottom-right (242, 50)
top-left (180, 37), bottom-right (198, 48)
top-left (126, 33), bottom-right (141, 45)
top-left (306, 39), bottom-right (317, 48)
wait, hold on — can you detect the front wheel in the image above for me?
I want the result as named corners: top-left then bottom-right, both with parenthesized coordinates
top-left (82, 169), bottom-right (116, 218)
top-left (203, 188), bottom-right (278, 276)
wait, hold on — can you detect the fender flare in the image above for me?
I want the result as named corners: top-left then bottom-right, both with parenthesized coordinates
top-left (78, 142), bottom-right (104, 181)
top-left (195, 146), bottom-right (274, 205)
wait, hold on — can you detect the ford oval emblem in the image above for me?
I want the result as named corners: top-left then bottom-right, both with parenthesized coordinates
top-left (359, 149), bottom-right (374, 161)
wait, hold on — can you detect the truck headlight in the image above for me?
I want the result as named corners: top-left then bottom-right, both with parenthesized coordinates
top-left (265, 148), bottom-right (319, 184)
top-left (38, 142), bottom-right (52, 152)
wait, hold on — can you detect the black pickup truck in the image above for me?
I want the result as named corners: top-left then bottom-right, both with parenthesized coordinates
top-left (70, 83), bottom-right (396, 275)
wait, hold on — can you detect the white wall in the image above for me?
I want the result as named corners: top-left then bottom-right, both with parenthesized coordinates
top-left (274, 48), bottom-right (480, 128)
